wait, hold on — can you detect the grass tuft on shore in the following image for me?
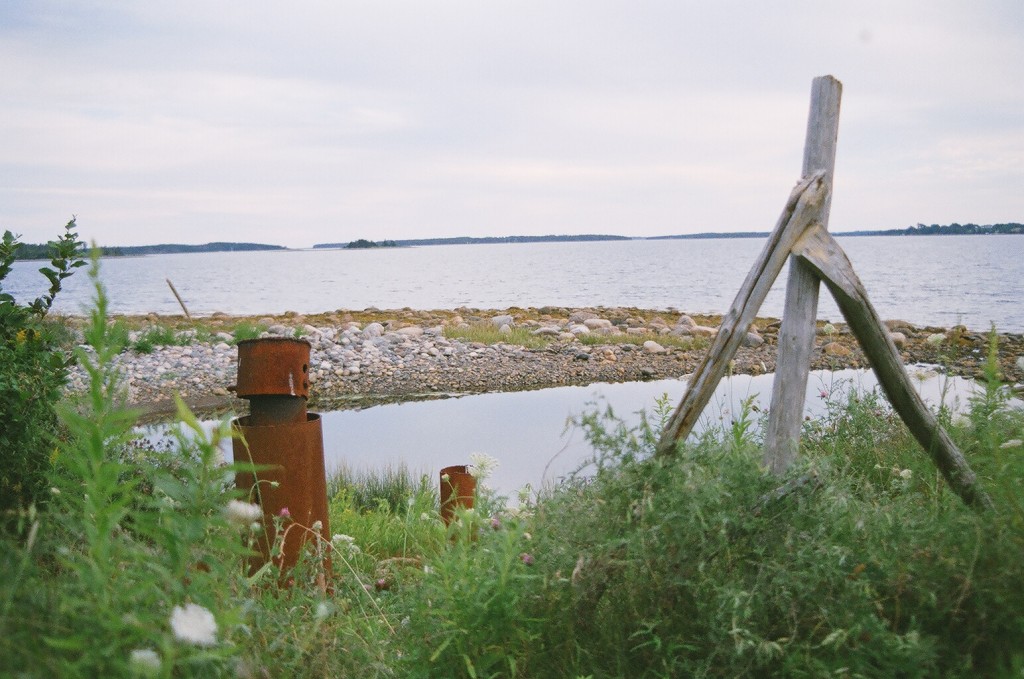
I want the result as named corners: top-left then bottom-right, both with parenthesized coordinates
top-left (444, 323), bottom-right (554, 349)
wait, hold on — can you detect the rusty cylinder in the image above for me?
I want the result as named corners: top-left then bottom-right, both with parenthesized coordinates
top-left (439, 465), bottom-right (477, 526)
top-left (231, 338), bottom-right (331, 576)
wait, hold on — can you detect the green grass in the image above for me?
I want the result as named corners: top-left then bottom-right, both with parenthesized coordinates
top-left (444, 323), bottom-right (554, 349)
top-left (231, 321), bottom-right (268, 343)
top-left (131, 324), bottom-right (192, 353)
top-left (577, 331), bottom-right (707, 350)
top-left (3, 269), bottom-right (1023, 677)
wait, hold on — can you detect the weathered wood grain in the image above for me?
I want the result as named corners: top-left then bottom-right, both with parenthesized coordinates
top-left (792, 224), bottom-right (993, 510)
top-left (763, 75), bottom-right (842, 474)
top-left (654, 172), bottom-right (828, 456)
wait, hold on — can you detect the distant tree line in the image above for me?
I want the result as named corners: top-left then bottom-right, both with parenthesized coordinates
top-left (315, 234), bottom-right (630, 248)
top-left (11, 241), bottom-right (286, 260)
top-left (899, 222), bottom-right (1023, 236)
top-left (345, 239), bottom-right (399, 249)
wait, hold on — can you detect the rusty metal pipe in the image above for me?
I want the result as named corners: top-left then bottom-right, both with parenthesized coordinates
top-left (230, 337), bottom-right (330, 578)
top-left (439, 465), bottom-right (476, 526)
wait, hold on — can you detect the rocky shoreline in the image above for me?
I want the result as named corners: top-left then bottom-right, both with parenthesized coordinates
top-left (63, 307), bottom-right (1024, 422)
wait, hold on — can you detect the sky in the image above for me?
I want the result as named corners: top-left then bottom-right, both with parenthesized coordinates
top-left (1, 1), bottom-right (1022, 248)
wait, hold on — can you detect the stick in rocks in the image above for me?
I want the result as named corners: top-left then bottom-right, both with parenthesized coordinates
top-left (166, 278), bottom-right (192, 321)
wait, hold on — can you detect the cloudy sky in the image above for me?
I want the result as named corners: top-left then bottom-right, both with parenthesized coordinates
top-left (1, 1), bottom-right (1021, 248)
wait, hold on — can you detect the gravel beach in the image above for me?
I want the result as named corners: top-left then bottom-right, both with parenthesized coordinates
top-left (62, 307), bottom-right (1024, 421)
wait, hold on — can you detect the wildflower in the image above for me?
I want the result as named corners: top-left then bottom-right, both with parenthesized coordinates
top-left (490, 516), bottom-right (502, 530)
top-left (520, 552), bottom-right (535, 566)
top-left (224, 500), bottom-right (262, 527)
top-left (314, 601), bottom-right (333, 620)
top-left (517, 484), bottom-right (532, 505)
top-left (441, 473), bottom-right (451, 483)
top-left (1001, 439), bottom-right (1023, 449)
top-left (170, 603), bottom-right (218, 646)
top-left (522, 531), bottom-right (532, 541)
top-left (311, 520), bottom-right (323, 532)
top-left (332, 533), bottom-right (360, 556)
top-left (819, 389), bottom-right (829, 399)
top-left (420, 512), bottom-right (431, 521)
top-left (899, 469), bottom-right (913, 480)
top-left (278, 507), bottom-right (290, 518)
top-left (129, 648), bottom-right (161, 675)
top-left (468, 452), bottom-right (499, 480)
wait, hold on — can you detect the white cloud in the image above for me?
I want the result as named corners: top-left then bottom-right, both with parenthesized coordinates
top-left (1, 0), bottom-right (1021, 245)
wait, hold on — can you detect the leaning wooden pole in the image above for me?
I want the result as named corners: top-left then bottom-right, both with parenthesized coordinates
top-left (762, 75), bottom-right (843, 475)
top-left (166, 278), bottom-right (192, 321)
top-left (792, 224), bottom-right (993, 510)
top-left (654, 172), bottom-right (828, 456)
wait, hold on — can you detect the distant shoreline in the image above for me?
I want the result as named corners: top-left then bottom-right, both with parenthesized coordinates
top-left (13, 222), bottom-right (1022, 260)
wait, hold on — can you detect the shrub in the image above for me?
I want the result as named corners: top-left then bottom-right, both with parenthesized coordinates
top-left (0, 219), bottom-right (84, 513)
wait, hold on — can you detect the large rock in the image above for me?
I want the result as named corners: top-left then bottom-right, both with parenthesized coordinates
top-left (823, 342), bottom-right (852, 357)
top-left (676, 314), bottom-right (697, 329)
top-left (643, 340), bottom-right (666, 354)
top-left (396, 326), bottom-right (424, 338)
top-left (583, 318), bottom-right (613, 330)
top-left (362, 322), bottom-right (384, 339)
top-left (742, 332), bottom-right (764, 348)
top-left (491, 314), bottom-right (514, 328)
top-left (569, 310), bottom-right (598, 324)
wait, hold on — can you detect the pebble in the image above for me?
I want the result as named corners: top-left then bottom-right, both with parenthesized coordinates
top-left (60, 310), bottom-right (1022, 412)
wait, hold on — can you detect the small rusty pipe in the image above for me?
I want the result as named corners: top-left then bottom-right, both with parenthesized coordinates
top-left (439, 465), bottom-right (476, 526)
top-left (230, 337), bottom-right (330, 578)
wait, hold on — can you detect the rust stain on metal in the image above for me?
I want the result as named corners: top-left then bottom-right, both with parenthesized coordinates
top-left (234, 337), bottom-right (311, 400)
top-left (231, 337), bottom-right (330, 581)
top-left (233, 414), bottom-right (331, 574)
top-left (439, 464), bottom-right (476, 526)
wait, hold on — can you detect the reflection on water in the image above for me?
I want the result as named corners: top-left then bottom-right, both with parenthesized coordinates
top-left (140, 367), bottom-right (1003, 500)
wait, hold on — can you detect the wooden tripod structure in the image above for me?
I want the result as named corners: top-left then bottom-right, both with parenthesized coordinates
top-left (653, 76), bottom-right (992, 511)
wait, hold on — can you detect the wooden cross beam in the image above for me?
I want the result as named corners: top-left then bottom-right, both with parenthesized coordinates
top-left (654, 75), bottom-right (992, 510)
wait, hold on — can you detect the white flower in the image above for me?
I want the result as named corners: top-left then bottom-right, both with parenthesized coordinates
top-left (314, 601), bottom-right (333, 620)
top-left (332, 533), bottom-right (360, 556)
top-left (224, 500), bottom-right (262, 527)
top-left (170, 603), bottom-right (218, 646)
top-left (129, 648), bottom-right (161, 675)
top-left (899, 469), bottom-right (913, 480)
top-left (312, 520), bottom-right (323, 532)
top-left (468, 452), bottom-right (499, 480)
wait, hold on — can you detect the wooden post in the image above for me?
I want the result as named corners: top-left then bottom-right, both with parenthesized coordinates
top-left (791, 225), bottom-right (993, 510)
top-left (762, 75), bottom-right (842, 475)
top-left (166, 278), bottom-right (192, 321)
top-left (654, 172), bottom-right (828, 456)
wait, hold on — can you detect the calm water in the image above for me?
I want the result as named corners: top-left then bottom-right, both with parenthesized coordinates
top-left (146, 368), bottom-right (997, 500)
top-left (9, 235), bottom-right (1024, 332)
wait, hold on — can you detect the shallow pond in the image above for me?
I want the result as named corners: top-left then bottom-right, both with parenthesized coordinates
top-left (140, 366), bottom-right (1006, 500)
